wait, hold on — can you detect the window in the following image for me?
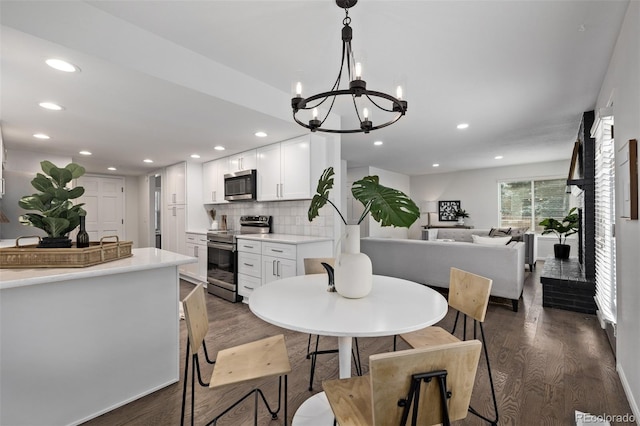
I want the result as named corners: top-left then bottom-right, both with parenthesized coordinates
top-left (499, 178), bottom-right (571, 232)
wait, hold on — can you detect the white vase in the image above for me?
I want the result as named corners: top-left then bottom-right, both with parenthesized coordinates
top-left (334, 224), bottom-right (373, 298)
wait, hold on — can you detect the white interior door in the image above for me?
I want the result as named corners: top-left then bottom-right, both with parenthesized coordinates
top-left (77, 175), bottom-right (125, 242)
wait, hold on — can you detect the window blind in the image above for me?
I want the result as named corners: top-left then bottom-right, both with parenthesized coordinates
top-left (593, 115), bottom-right (616, 325)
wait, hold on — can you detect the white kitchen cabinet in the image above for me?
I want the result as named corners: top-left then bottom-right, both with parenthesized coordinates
top-left (164, 204), bottom-right (186, 255)
top-left (237, 240), bottom-right (263, 301)
top-left (182, 233), bottom-right (207, 282)
top-left (262, 256), bottom-right (296, 284)
top-left (164, 161), bottom-right (207, 260)
top-left (228, 149), bottom-right (257, 172)
top-left (256, 134), bottom-right (327, 201)
top-left (165, 162), bottom-right (186, 205)
top-left (202, 158), bottom-right (228, 204)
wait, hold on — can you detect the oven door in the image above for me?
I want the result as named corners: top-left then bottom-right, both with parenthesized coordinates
top-left (206, 241), bottom-right (237, 301)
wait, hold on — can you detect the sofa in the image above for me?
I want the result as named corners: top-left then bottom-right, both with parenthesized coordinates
top-left (360, 236), bottom-right (525, 311)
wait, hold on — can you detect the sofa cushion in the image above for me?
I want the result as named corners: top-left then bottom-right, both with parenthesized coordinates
top-left (472, 235), bottom-right (512, 245)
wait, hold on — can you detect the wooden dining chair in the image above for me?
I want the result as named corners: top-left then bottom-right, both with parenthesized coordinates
top-left (303, 258), bottom-right (362, 391)
top-left (323, 340), bottom-right (482, 426)
top-left (180, 284), bottom-right (291, 426)
top-left (399, 267), bottom-right (499, 425)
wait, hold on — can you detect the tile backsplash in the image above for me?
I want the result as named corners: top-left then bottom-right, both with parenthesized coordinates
top-left (208, 200), bottom-right (334, 238)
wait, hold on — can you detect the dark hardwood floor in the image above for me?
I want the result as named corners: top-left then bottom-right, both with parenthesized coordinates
top-left (84, 263), bottom-right (633, 425)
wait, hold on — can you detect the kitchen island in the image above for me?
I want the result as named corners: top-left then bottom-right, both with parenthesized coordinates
top-left (0, 247), bottom-right (196, 426)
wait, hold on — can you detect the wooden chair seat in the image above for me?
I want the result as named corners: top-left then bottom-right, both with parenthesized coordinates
top-left (400, 326), bottom-right (460, 349)
top-left (210, 334), bottom-right (291, 389)
top-left (324, 340), bottom-right (482, 426)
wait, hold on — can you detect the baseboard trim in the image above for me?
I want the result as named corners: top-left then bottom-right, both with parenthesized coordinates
top-left (616, 362), bottom-right (640, 424)
top-left (70, 378), bottom-right (179, 426)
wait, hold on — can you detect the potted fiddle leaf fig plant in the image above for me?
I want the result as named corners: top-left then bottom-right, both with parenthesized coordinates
top-left (539, 207), bottom-right (579, 259)
top-left (19, 161), bottom-right (86, 248)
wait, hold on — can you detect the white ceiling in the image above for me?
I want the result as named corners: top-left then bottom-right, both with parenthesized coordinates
top-left (0, 0), bottom-right (629, 176)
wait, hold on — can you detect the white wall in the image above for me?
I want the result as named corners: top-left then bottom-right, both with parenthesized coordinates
top-left (595, 1), bottom-right (640, 418)
top-left (409, 160), bottom-right (569, 240)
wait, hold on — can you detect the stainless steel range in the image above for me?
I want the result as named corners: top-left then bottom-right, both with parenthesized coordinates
top-left (206, 215), bottom-right (272, 302)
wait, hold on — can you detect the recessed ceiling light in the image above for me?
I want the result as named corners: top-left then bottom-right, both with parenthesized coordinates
top-left (214, 146), bottom-right (225, 151)
top-left (190, 154), bottom-right (201, 159)
top-left (144, 159), bottom-right (154, 163)
top-left (107, 167), bottom-right (117, 171)
top-left (39, 102), bottom-right (64, 111)
top-left (255, 131), bottom-right (267, 138)
top-left (45, 58), bottom-right (79, 73)
top-left (373, 141), bottom-right (383, 146)
top-left (494, 155), bottom-right (503, 160)
top-left (33, 133), bottom-right (50, 139)
top-left (456, 123), bottom-right (469, 130)
top-left (432, 163), bottom-right (439, 167)
top-left (79, 150), bottom-right (92, 156)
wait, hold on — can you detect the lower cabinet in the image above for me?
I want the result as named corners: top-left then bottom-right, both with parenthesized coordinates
top-left (235, 237), bottom-right (332, 303)
top-left (181, 232), bottom-right (207, 283)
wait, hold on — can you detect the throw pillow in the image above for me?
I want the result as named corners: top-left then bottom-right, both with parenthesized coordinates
top-left (472, 235), bottom-right (512, 245)
top-left (509, 226), bottom-right (529, 242)
top-left (489, 227), bottom-right (511, 237)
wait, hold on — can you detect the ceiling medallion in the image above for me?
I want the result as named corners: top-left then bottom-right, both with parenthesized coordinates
top-left (291, 0), bottom-right (407, 134)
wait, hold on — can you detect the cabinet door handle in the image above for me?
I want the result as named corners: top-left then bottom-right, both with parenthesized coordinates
top-left (172, 193), bottom-right (176, 203)
top-left (240, 158), bottom-right (243, 170)
top-left (277, 260), bottom-right (281, 277)
top-left (212, 191), bottom-right (215, 202)
top-left (194, 246), bottom-right (198, 257)
top-left (279, 183), bottom-right (283, 198)
top-left (243, 262), bottom-right (254, 267)
top-left (271, 249), bottom-right (283, 253)
top-left (172, 206), bottom-right (177, 217)
top-left (272, 259), bottom-right (277, 276)
top-left (243, 285), bottom-right (254, 290)
top-left (243, 245), bottom-right (254, 249)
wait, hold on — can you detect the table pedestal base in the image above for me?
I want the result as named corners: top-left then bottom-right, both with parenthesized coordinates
top-left (292, 392), bottom-right (335, 426)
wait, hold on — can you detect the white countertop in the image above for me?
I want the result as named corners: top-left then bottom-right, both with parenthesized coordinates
top-left (0, 247), bottom-right (196, 290)
top-left (236, 233), bottom-right (332, 244)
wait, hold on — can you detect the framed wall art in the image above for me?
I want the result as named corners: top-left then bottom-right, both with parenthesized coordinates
top-left (438, 200), bottom-right (461, 222)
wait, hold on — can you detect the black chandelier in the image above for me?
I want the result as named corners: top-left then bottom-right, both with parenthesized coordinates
top-left (291, 0), bottom-right (407, 134)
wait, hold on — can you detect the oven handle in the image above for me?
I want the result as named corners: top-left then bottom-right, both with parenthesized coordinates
top-left (207, 242), bottom-right (235, 251)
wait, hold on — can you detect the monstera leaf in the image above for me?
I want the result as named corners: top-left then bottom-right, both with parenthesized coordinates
top-left (308, 167), bottom-right (420, 228)
top-left (351, 176), bottom-right (420, 227)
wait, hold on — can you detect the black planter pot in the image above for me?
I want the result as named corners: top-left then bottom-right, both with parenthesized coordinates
top-left (554, 243), bottom-right (571, 259)
top-left (38, 237), bottom-right (73, 249)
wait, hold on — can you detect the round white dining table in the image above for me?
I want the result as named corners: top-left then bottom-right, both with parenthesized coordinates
top-left (249, 274), bottom-right (448, 425)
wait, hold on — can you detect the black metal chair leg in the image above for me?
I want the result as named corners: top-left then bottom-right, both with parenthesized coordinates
top-left (180, 340), bottom-right (190, 426)
top-left (306, 334), bottom-right (313, 359)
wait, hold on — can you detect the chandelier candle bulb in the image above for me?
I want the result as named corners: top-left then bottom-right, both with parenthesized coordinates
top-left (296, 82), bottom-right (302, 96)
top-left (312, 108), bottom-right (319, 119)
top-left (355, 62), bottom-right (362, 79)
top-left (396, 86), bottom-right (403, 100)
top-left (363, 108), bottom-right (369, 120)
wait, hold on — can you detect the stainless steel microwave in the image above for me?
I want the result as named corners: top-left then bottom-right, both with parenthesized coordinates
top-left (224, 169), bottom-right (257, 201)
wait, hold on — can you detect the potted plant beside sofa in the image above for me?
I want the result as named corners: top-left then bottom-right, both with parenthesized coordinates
top-left (539, 207), bottom-right (579, 259)
top-left (454, 208), bottom-right (470, 226)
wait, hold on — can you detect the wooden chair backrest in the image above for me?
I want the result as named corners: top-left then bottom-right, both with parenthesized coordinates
top-left (448, 267), bottom-right (492, 322)
top-left (369, 340), bottom-right (482, 425)
top-left (303, 258), bottom-right (335, 275)
top-left (182, 284), bottom-right (209, 354)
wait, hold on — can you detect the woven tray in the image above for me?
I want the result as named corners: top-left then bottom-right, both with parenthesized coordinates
top-left (0, 235), bottom-right (133, 268)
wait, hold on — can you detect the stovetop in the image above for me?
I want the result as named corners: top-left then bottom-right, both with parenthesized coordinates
top-left (207, 215), bottom-right (271, 243)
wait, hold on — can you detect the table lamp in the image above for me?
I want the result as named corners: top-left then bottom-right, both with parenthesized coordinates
top-left (420, 201), bottom-right (437, 227)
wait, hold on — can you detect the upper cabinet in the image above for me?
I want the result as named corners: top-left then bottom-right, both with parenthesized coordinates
top-left (165, 162), bottom-right (186, 205)
top-left (256, 134), bottom-right (327, 201)
top-left (202, 158), bottom-right (228, 204)
top-left (227, 149), bottom-right (257, 172)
